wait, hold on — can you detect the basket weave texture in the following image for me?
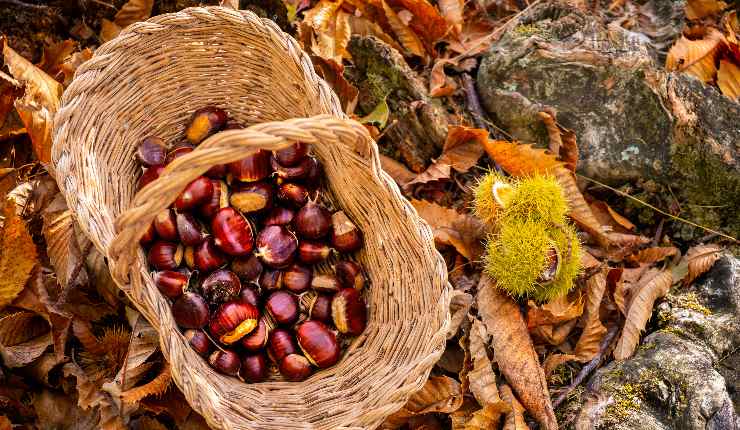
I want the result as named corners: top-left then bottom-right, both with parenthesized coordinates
top-left (51, 6), bottom-right (451, 430)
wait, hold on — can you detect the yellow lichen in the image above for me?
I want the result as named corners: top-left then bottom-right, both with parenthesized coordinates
top-left (672, 292), bottom-right (712, 316)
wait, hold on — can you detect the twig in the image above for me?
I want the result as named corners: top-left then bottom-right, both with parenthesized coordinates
top-left (0, 0), bottom-right (51, 10)
top-left (461, 73), bottom-right (505, 173)
top-left (651, 218), bottom-right (664, 247)
top-left (552, 324), bottom-right (620, 409)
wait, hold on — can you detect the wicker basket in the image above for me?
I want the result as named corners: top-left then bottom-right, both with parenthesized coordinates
top-left (51, 6), bottom-right (451, 430)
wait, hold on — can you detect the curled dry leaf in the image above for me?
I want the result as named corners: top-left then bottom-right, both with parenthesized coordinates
top-left (448, 290), bottom-right (473, 338)
top-left (613, 270), bottom-right (673, 360)
top-left (108, 308), bottom-right (159, 394)
top-left (477, 275), bottom-right (557, 430)
top-left (429, 59), bottom-right (456, 97)
top-left (311, 56), bottom-right (359, 114)
top-left (628, 246), bottom-right (679, 264)
top-left (410, 199), bottom-right (486, 260)
top-left (685, 0), bottom-right (728, 20)
top-left (682, 244), bottom-right (722, 286)
top-left (559, 127), bottom-right (578, 173)
top-left (393, 0), bottom-right (449, 44)
top-left (379, 154), bottom-right (416, 186)
top-left (666, 29), bottom-right (726, 82)
top-left (438, 0), bottom-right (464, 33)
top-left (538, 111), bottom-right (562, 155)
top-left (59, 49), bottom-right (93, 87)
top-left (100, 0), bottom-right (154, 42)
top-left (382, 0), bottom-right (427, 58)
top-left (0, 311), bottom-right (52, 368)
top-left (42, 205), bottom-right (89, 290)
top-left (468, 319), bottom-right (504, 406)
top-left (581, 251), bottom-right (601, 272)
top-left (717, 59), bottom-right (740, 100)
top-left (543, 353), bottom-right (577, 379)
top-left (120, 364), bottom-right (171, 404)
top-left (553, 167), bottom-right (611, 248)
top-left (526, 294), bottom-right (584, 329)
top-left (531, 319), bottom-right (578, 346)
top-left (500, 384), bottom-right (528, 430)
top-left (590, 201), bottom-right (636, 232)
top-left (573, 271), bottom-right (608, 361)
top-left (0, 203), bottom-right (38, 309)
top-left (383, 376), bottom-right (463, 428)
top-left (462, 403), bottom-right (510, 430)
top-left (347, 14), bottom-right (404, 53)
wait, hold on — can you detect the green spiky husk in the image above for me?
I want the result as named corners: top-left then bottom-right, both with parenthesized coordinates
top-left (472, 171), bottom-right (507, 227)
top-left (504, 174), bottom-right (568, 225)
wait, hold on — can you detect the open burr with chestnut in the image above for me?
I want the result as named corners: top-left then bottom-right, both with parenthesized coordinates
top-left (137, 106), bottom-right (368, 382)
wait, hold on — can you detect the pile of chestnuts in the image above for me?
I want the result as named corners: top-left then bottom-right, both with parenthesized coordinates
top-left (137, 106), bottom-right (367, 382)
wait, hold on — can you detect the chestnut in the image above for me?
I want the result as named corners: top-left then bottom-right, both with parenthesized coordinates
top-left (335, 260), bottom-right (365, 291)
top-left (138, 165), bottom-right (164, 190)
top-left (184, 329), bottom-right (211, 356)
top-left (241, 317), bottom-right (270, 352)
top-left (277, 183), bottom-right (310, 207)
top-left (332, 288), bottom-right (367, 336)
top-left (239, 285), bottom-right (261, 308)
top-left (279, 354), bottom-right (312, 381)
top-left (176, 212), bottom-right (207, 246)
top-left (302, 157), bottom-right (322, 189)
top-left (241, 352), bottom-right (269, 383)
top-left (294, 201), bottom-right (331, 239)
top-left (185, 106), bottom-right (228, 144)
top-left (264, 206), bottom-right (296, 226)
top-left (308, 294), bottom-right (333, 324)
top-left (137, 136), bottom-right (166, 166)
top-left (183, 246), bottom-right (195, 269)
top-left (265, 291), bottom-right (299, 326)
top-left (201, 269), bottom-right (242, 304)
top-left (259, 268), bottom-right (283, 291)
top-left (172, 292), bottom-right (209, 328)
top-left (271, 156), bottom-right (312, 181)
top-left (148, 241), bottom-right (183, 270)
top-left (153, 270), bottom-right (190, 299)
top-left (205, 163), bottom-right (228, 179)
top-left (212, 207), bottom-right (254, 256)
top-left (255, 225), bottom-right (298, 268)
top-left (274, 142), bottom-right (308, 167)
top-left (536, 245), bottom-right (560, 284)
top-left (296, 320), bottom-right (339, 368)
top-left (153, 209), bottom-right (178, 241)
top-left (331, 211), bottom-right (363, 253)
top-left (140, 222), bottom-right (156, 245)
top-left (268, 328), bottom-right (297, 362)
top-left (311, 274), bottom-right (341, 293)
top-left (209, 350), bottom-right (240, 376)
top-left (174, 176), bottom-right (214, 211)
top-left (230, 181), bottom-right (274, 214)
top-left (199, 179), bottom-right (229, 219)
top-left (209, 300), bottom-right (259, 344)
top-left (193, 237), bottom-right (228, 271)
top-left (165, 144), bottom-right (194, 164)
top-left (283, 263), bottom-right (312, 294)
top-left (298, 241), bottom-right (332, 264)
top-left (228, 150), bottom-right (272, 182)
top-left (231, 254), bottom-right (263, 282)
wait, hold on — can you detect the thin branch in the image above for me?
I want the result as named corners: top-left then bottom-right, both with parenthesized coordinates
top-left (0, 0), bottom-right (51, 10)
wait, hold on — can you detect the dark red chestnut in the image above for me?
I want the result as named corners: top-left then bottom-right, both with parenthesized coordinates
top-left (241, 317), bottom-right (270, 352)
top-left (174, 176), bottom-right (214, 211)
top-left (332, 288), bottom-right (367, 335)
top-left (303, 157), bottom-right (322, 189)
top-left (199, 179), bottom-right (229, 219)
top-left (138, 165), bottom-right (164, 190)
top-left (265, 291), bottom-right (299, 326)
top-left (136, 136), bottom-right (166, 166)
top-left (184, 329), bottom-right (211, 356)
top-left (268, 328), bottom-right (297, 362)
top-left (335, 261), bottom-right (365, 291)
top-left (279, 354), bottom-right (312, 381)
top-left (229, 150), bottom-right (271, 182)
top-left (298, 241), bottom-right (332, 264)
top-left (311, 274), bottom-right (341, 293)
top-left (264, 206), bottom-right (296, 226)
top-left (309, 294), bottom-right (333, 324)
top-left (153, 270), bottom-right (190, 299)
top-left (331, 211), bottom-right (363, 253)
top-left (205, 163), bottom-right (228, 179)
top-left (294, 201), bottom-right (331, 239)
top-left (274, 142), bottom-right (308, 167)
top-left (224, 121), bottom-right (243, 130)
top-left (277, 183), bottom-right (310, 207)
top-left (172, 292), bottom-right (209, 328)
top-left (231, 254), bottom-right (263, 282)
top-left (212, 207), bottom-right (254, 256)
top-left (296, 320), bottom-right (339, 368)
top-left (209, 300), bottom-right (259, 344)
top-left (140, 222), bottom-right (156, 245)
top-left (193, 237), bottom-right (228, 271)
top-left (153, 209), bottom-right (178, 241)
top-left (283, 264), bottom-right (312, 294)
top-left (148, 241), bottom-right (183, 270)
top-left (209, 350), bottom-right (240, 376)
top-left (241, 352), bottom-right (268, 382)
top-left (183, 246), bottom-right (195, 269)
top-left (165, 144), bottom-right (194, 165)
top-left (185, 106), bottom-right (228, 144)
top-left (176, 212), bottom-right (207, 246)
top-left (239, 285), bottom-right (261, 308)
top-left (230, 181), bottom-right (274, 213)
top-left (259, 268), bottom-right (283, 291)
top-left (201, 269), bottom-right (242, 304)
top-left (255, 225), bottom-right (297, 268)
top-left (271, 156), bottom-right (312, 182)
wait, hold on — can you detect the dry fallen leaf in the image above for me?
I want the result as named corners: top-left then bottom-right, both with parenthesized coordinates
top-left (500, 384), bottom-right (528, 430)
top-left (685, 0), bottom-right (728, 19)
top-left (438, 0), bottom-right (464, 33)
top-left (59, 48), bottom-right (93, 87)
top-left (666, 29), bottom-right (726, 82)
top-left (590, 200), bottom-right (636, 232)
top-left (717, 59), bottom-right (740, 100)
top-left (538, 112), bottom-right (562, 155)
top-left (383, 376), bottom-right (463, 428)
top-left (411, 199), bottom-right (486, 259)
top-left (379, 154), bottom-right (417, 185)
top-left (408, 125), bottom-right (487, 185)
top-left (462, 403), bottom-right (510, 430)
top-left (468, 319), bottom-right (505, 406)
top-left (542, 353), bottom-right (577, 379)
top-left (574, 271), bottom-right (608, 361)
top-left (628, 246), bottom-right (679, 264)
top-left (311, 56), bottom-right (359, 114)
top-left (682, 243), bottom-right (722, 286)
top-left (0, 203), bottom-right (38, 309)
top-left (382, 0), bottom-right (427, 58)
top-left (120, 364), bottom-right (171, 404)
top-left (0, 311), bottom-right (52, 368)
top-left (43, 203), bottom-right (89, 290)
top-left (429, 59), bottom-right (457, 97)
top-left (392, 0), bottom-right (449, 44)
top-left (527, 294), bottom-right (584, 329)
top-left (448, 290), bottom-right (473, 338)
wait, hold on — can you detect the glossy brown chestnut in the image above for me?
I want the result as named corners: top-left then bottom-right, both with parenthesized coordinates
top-left (184, 329), bottom-right (211, 356)
top-left (239, 285), bottom-right (261, 308)
top-left (165, 144), bottom-right (194, 164)
top-left (335, 260), bottom-right (365, 291)
top-left (205, 163), bottom-right (228, 179)
top-left (274, 142), bottom-right (308, 167)
top-left (536, 245), bottom-right (560, 284)
top-left (303, 157), bottom-right (322, 189)
top-left (137, 136), bottom-right (167, 166)
top-left (311, 274), bottom-right (341, 293)
top-left (283, 263), bottom-right (312, 294)
top-left (209, 300), bottom-right (259, 344)
top-left (294, 201), bottom-right (331, 239)
top-left (140, 222), bottom-right (156, 245)
top-left (176, 212), bottom-right (207, 246)
top-left (277, 183), bottom-right (310, 207)
top-left (208, 350), bottom-right (240, 376)
top-left (268, 328), bottom-right (297, 362)
top-left (153, 209), bottom-right (178, 241)
top-left (185, 106), bottom-right (228, 144)
top-left (230, 181), bottom-right (274, 213)
top-left (199, 179), bottom-right (229, 219)
top-left (212, 207), bottom-right (254, 256)
top-left (147, 241), bottom-right (183, 270)
top-left (240, 317), bottom-right (270, 352)
top-left (332, 288), bottom-right (367, 336)
top-left (174, 176), bottom-right (214, 211)
top-left (241, 352), bottom-right (269, 383)
top-left (193, 237), bottom-right (228, 272)
top-left (231, 254), bottom-right (263, 282)
top-left (265, 291), bottom-right (299, 326)
top-left (279, 354), bottom-right (312, 381)
top-left (228, 149), bottom-right (271, 182)
top-left (138, 165), bottom-right (164, 190)
top-left (259, 268), bottom-right (283, 291)
top-left (331, 211), bottom-right (363, 253)
top-left (264, 206), bottom-right (296, 226)
top-left (153, 270), bottom-right (190, 299)
top-left (308, 294), bottom-right (333, 324)
top-left (256, 225), bottom-right (297, 268)
top-left (172, 292), bottom-right (209, 328)
top-left (296, 320), bottom-right (339, 368)
top-left (183, 246), bottom-right (195, 269)
top-left (271, 156), bottom-right (312, 181)
top-left (298, 241), bottom-right (332, 264)
top-left (201, 269), bottom-right (242, 304)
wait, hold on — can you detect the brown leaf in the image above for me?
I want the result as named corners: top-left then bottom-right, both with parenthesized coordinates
top-left (392, 0), bottom-right (449, 44)
top-left (0, 416), bottom-right (9, 430)
top-left (527, 294), bottom-right (584, 329)
top-left (553, 168), bottom-right (611, 247)
top-left (73, 319), bottom-right (108, 355)
top-left (500, 384), bottom-right (529, 430)
top-left (717, 59), bottom-right (740, 100)
top-left (347, 14), bottom-right (404, 53)
top-left (311, 56), bottom-right (358, 114)
top-left (382, 0), bottom-right (427, 58)
top-left (590, 201), bottom-right (636, 232)
top-left (559, 127), bottom-right (578, 172)
top-left (32, 389), bottom-right (99, 430)
top-left (0, 311), bottom-right (51, 367)
top-left (410, 199), bottom-right (486, 259)
top-left (383, 376), bottom-right (463, 428)
top-left (429, 59), bottom-right (456, 97)
top-left (666, 29), bottom-right (725, 82)
top-left (0, 204), bottom-right (38, 309)
top-left (581, 251), bottom-right (601, 272)
top-left (542, 353), bottom-right (577, 379)
top-left (43, 205), bottom-right (88, 290)
top-left (409, 126), bottom-right (488, 185)
top-left (574, 271), bottom-right (608, 361)
top-left (682, 244), bottom-right (722, 286)
top-left (59, 48), bottom-right (92, 87)
top-left (438, 0), bottom-right (464, 33)
top-left (614, 270), bottom-right (673, 360)
top-left (468, 319), bottom-right (504, 406)
top-left (38, 40), bottom-right (77, 79)
top-left (62, 361), bottom-right (107, 410)
top-left (463, 403), bottom-right (510, 430)
top-left (120, 364), bottom-right (171, 404)
top-left (379, 154), bottom-right (416, 185)
top-left (113, 0), bottom-right (154, 28)
top-left (448, 290), bottom-right (473, 338)
top-left (628, 246), bottom-right (679, 264)
top-left (482, 140), bottom-right (562, 177)
top-left (477, 276), bottom-right (557, 430)
top-left (100, 19), bottom-right (122, 43)
top-left (686, 0), bottom-right (728, 19)
top-left (538, 112), bottom-right (562, 155)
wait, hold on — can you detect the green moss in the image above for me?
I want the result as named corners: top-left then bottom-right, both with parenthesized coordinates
top-left (658, 326), bottom-right (685, 337)
top-left (638, 342), bottom-right (656, 352)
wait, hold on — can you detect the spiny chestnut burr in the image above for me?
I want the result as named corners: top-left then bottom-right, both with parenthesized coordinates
top-left (229, 149), bottom-right (272, 182)
top-left (185, 106), bottom-right (228, 144)
top-left (277, 183), bottom-right (310, 207)
top-left (309, 294), bottom-right (333, 324)
top-left (140, 222), bottom-right (156, 245)
top-left (165, 144), bottom-right (194, 164)
top-left (176, 212), bottom-right (207, 246)
top-left (193, 237), bottom-right (228, 271)
top-left (296, 320), bottom-right (339, 368)
top-left (264, 206), bottom-right (296, 226)
top-left (138, 165), bottom-right (164, 190)
top-left (137, 136), bottom-right (167, 166)
top-left (283, 263), bottom-right (312, 294)
top-left (265, 291), bottom-right (299, 326)
top-left (241, 317), bottom-right (270, 352)
top-left (294, 201), bottom-right (331, 239)
top-left (239, 285), bottom-right (261, 308)
top-left (209, 300), bottom-right (259, 344)
top-left (201, 269), bottom-right (242, 304)
top-left (230, 181), bottom-right (274, 214)
top-left (268, 328), bottom-right (297, 362)
top-left (212, 207), bottom-right (254, 256)
top-left (241, 352), bottom-right (268, 383)
top-left (148, 241), bottom-right (183, 270)
top-left (332, 288), bottom-right (367, 336)
top-left (259, 268), bottom-right (283, 291)
top-left (279, 354), bottom-right (312, 381)
top-left (153, 209), bottom-right (178, 241)
top-left (231, 254), bottom-right (263, 282)
top-left (298, 241), bottom-right (332, 264)
top-left (311, 274), bottom-right (341, 293)
top-left (209, 350), bottom-right (241, 376)
top-left (184, 329), bottom-right (212, 356)
top-left (271, 156), bottom-right (312, 182)
top-left (153, 270), bottom-right (190, 299)
top-left (274, 142), bottom-right (308, 167)
top-left (199, 179), bottom-right (229, 219)
top-left (335, 261), bottom-right (365, 291)
top-left (256, 225), bottom-right (298, 268)
top-left (174, 176), bottom-right (214, 211)
top-left (172, 292), bottom-right (209, 328)
top-left (331, 211), bottom-right (363, 253)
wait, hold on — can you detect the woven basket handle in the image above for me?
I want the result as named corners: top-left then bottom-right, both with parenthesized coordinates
top-left (108, 114), bottom-right (374, 286)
